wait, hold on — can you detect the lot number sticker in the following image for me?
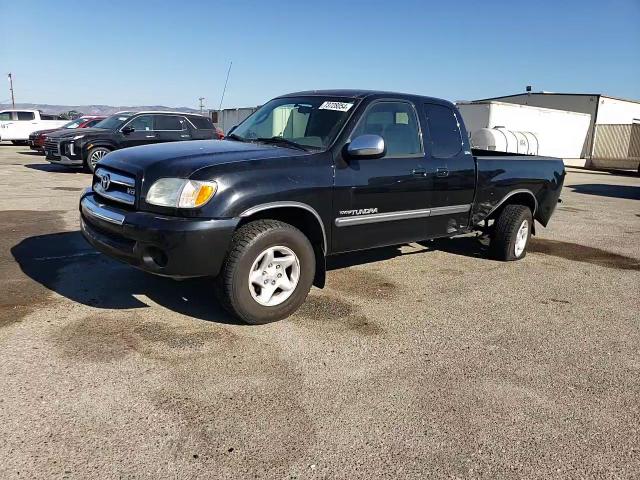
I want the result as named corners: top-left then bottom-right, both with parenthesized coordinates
top-left (319, 101), bottom-right (353, 112)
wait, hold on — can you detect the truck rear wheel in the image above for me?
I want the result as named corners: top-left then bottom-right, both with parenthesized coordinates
top-left (489, 204), bottom-right (532, 261)
top-left (215, 220), bottom-right (316, 324)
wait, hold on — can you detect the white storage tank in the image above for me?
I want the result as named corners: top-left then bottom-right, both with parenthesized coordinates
top-left (471, 127), bottom-right (539, 155)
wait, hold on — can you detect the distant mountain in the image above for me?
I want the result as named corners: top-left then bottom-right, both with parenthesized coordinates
top-left (0, 103), bottom-right (203, 116)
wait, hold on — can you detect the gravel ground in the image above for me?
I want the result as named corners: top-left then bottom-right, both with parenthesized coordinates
top-left (0, 143), bottom-right (639, 479)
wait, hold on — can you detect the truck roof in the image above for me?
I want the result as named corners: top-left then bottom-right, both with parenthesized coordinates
top-left (278, 89), bottom-right (454, 107)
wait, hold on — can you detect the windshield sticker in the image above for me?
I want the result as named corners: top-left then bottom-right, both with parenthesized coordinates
top-left (319, 101), bottom-right (353, 112)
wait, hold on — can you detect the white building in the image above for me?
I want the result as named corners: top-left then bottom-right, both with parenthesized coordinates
top-left (211, 107), bottom-right (259, 134)
top-left (464, 92), bottom-right (640, 169)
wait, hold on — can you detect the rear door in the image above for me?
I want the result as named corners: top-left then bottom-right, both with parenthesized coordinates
top-left (332, 99), bottom-right (431, 252)
top-left (155, 114), bottom-right (191, 143)
top-left (120, 114), bottom-right (158, 147)
top-left (421, 103), bottom-right (476, 235)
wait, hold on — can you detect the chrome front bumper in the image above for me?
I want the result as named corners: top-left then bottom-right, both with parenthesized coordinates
top-left (80, 192), bottom-right (125, 225)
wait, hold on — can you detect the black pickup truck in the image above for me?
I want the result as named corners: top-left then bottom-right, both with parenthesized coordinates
top-left (45, 111), bottom-right (217, 172)
top-left (79, 90), bottom-right (564, 324)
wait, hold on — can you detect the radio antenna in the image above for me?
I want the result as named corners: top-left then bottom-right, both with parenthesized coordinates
top-left (218, 61), bottom-right (233, 111)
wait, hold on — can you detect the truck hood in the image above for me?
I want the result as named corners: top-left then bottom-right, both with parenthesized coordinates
top-left (99, 139), bottom-right (307, 180)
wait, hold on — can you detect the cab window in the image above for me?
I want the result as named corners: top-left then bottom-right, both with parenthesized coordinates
top-left (423, 104), bottom-right (463, 158)
top-left (17, 111), bottom-right (35, 120)
top-left (352, 101), bottom-right (422, 157)
top-left (0, 112), bottom-right (13, 121)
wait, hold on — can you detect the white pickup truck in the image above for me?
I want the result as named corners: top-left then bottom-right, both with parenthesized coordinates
top-left (0, 109), bottom-right (68, 144)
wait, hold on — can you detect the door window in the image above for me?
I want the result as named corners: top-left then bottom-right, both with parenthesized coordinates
top-left (0, 112), bottom-right (13, 121)
top-left (17, 111), bottom-right (35, 120)
top-left (423, 104), bottom-right (463, 158)
top-left (126, 115), bottom-right (154, 131)
top-left (154, 115), bottom-right (186, 131)
top-left (352, 101), bottom-right (422, 157)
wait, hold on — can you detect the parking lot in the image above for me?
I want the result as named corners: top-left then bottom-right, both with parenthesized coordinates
top-left (0, 143), bottom-right (638, 478)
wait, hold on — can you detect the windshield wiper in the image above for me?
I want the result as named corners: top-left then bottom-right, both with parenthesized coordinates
top-left (225, 133), bottom-right (246, 142)
top-left (256, 136), bottom-right (308, 151)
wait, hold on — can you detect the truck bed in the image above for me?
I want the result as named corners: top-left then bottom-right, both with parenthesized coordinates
top-left (471, 149), bottom-right (565, 227)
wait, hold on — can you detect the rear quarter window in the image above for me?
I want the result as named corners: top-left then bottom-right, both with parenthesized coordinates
top-left (423, 104), bottom-right (463, 158)
top-left (189, 116), bottom-right (214, 129)
top-left (17, 111), bottom-right (35, 120)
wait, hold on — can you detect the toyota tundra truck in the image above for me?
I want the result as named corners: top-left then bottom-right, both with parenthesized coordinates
top-left (79, 90), bottom-right (565, 324)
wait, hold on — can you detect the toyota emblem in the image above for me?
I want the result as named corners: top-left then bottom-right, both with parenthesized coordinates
top-left (100, 173), bottom-right (111, 190)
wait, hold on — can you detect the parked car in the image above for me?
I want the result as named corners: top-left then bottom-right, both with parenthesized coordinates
top-left (0, 109), bottom-right (68, 144)
top-left (45, 111), bottom-right (217, 171)
top-left (28, 116), bottom-right (105, 153)
top-left (79, 90), bottom-right (565, 324)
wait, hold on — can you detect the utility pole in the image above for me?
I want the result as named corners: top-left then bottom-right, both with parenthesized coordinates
top-left (7, 73), bottom-right (15, 108)
top-left (198, 97), bottom-right (205, 114)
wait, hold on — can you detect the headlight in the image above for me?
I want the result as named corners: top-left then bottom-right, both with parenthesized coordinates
top-left (146, 178), bottom-right (217, 208)
top-left (73, 134), bottom-right (85, 140)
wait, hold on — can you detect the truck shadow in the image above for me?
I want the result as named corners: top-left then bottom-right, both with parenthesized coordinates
top-left (11, 231), bottom-right (244, 325)
top-left (23, 164), bottom-right (89, 174)
top-left (568, 183), bottom-right (640, 200)
top-left (11, 232), bottom-right (490, 325)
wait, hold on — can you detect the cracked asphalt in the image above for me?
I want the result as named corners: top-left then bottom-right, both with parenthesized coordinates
top-left (0, 143), bottom-right (639, 479)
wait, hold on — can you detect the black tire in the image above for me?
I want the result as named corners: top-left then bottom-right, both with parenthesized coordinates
top-left (215, 219), bottom-right (316, 324)
top-left (489, 204), bottom-right (533, 261)
top-left (85, 146), bottom-right (111, 172)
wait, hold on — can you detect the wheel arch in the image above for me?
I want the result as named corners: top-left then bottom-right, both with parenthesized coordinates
top-left (486, 189), bottom-right (537, 219)
top-left (238, 202), bottom-right (327, 288)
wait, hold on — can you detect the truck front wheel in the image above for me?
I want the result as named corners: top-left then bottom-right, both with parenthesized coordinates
top-left (489, 204), bottom-right (532, 261)
top-left (215, 220), bottom-right (316, 324)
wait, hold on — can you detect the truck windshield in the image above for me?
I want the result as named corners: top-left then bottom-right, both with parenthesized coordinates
top-left (231, 96), bottom-right (357, 149)
top-left (93, 114), bottom-right (132, 130)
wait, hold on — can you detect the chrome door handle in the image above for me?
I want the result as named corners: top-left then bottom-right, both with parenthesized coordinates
top-left (145, 135), bottom-right (156, 138)
top-left (436, 168), bottom-right (449, 178)
top-left (411, 168), bottom-right (427, 177)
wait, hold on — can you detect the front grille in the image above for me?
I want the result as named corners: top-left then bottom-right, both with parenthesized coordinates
top-left (44, 138), bottom-right (60, 155)
top-left (93, 167), bottom-right (137, 207)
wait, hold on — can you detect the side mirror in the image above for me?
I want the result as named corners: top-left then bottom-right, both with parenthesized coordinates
top-left (121, 126), bottom-right (135, 135)
top-left (346, 134), bottom-right (386, 159)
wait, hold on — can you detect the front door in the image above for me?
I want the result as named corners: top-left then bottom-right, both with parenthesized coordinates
top-left (332, 100), bottom-right (431, 253)
top-left (120, 114), bottom-right (158, 147)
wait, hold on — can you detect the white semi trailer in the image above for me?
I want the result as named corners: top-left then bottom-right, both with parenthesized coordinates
top-left (456, 101), bottom-right (591, 159)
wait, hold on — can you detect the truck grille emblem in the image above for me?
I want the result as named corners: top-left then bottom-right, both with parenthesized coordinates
top-left (100, 174), bottom-right (111, 191)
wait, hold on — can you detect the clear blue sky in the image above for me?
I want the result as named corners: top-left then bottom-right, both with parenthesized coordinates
top-left (2, 0), bottom-right (639, 109)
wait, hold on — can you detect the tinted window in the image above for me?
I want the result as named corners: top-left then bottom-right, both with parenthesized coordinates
top-left (40, 114), bottom-right (56, 120)
top-left (155, 115), bottom-right (185, 131)
top-left (127, 115), bottom-right (154, 131)
top-left (424, 104), bottom-right (462, 158)
top-left (17, 111), bottom-right (35, 120)
top-left (190, 116), bottom-right (214, 129)
top-left (352, 101), bottom-right (422, 156)
top-left (0, 112), bottom-right (12, 121)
